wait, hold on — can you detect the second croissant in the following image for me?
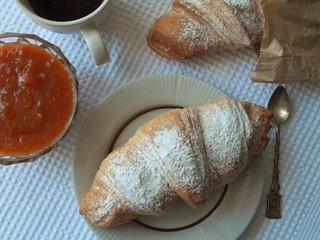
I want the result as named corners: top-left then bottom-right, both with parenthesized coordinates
top-left (147, 0), bottom-right (264, 59)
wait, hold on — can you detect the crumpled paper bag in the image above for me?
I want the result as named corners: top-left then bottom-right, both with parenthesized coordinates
top-left (250, 0), bottom-right (320, 83)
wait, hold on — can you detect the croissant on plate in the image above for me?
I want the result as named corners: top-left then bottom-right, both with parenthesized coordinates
top-left (80, 96), bottom-right (272, 227)
top-left (146, 0), bottom-right (264, 59)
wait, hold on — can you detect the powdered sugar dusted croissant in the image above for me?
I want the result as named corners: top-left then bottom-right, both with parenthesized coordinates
top-left (80, 96), bottom-right (272, 227)
top-left (146, 0), bottom-right (264, 59)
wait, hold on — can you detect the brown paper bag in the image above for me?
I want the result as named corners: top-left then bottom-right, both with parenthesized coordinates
top-left (250, 0), bottom-right (320, 83)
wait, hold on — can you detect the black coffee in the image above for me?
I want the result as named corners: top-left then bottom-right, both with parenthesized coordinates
top-left (27, 0), bottom-right (103, 21)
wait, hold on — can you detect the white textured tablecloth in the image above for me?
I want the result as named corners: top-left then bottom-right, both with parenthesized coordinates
top-left (1, 1), bottom-right (320, 240)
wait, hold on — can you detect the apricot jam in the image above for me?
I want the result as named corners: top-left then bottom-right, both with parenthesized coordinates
top-left (0, 42), bottom-right (74, 155)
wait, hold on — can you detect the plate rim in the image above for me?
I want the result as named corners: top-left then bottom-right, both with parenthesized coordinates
top-left (72, 74), bottom-right (264, 240)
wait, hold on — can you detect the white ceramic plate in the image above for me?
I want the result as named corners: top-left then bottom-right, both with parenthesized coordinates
top-left (72, 74), bottom-right (264, 240)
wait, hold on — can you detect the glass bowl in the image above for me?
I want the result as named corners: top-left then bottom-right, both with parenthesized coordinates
top-left (0, 32), bottom-right (78, 165)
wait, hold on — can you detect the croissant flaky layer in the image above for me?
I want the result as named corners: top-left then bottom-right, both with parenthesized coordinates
top-left (80, 96), bottom-right (272, 227)
top-left (147, 0), bottom-right (264, 59)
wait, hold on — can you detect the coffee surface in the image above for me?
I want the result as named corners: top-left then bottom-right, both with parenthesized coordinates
top-left (27, 0), bottom-right (103, 21)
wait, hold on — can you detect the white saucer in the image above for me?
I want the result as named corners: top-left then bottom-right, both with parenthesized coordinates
top-left (72, 74), bottom-right (264, 240)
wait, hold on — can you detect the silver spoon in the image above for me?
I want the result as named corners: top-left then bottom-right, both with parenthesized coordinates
top-left (265, 86), bottom-right (291, 219)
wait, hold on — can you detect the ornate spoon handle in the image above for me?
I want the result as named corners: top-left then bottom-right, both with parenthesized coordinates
top-left (266, 123), bottom-right (282, 219)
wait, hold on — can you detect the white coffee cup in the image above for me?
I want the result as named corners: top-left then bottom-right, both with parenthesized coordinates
top-left (15, 0), bottom-right (110, 65)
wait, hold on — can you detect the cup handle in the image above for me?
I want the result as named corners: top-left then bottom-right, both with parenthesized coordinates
top-left (80, 26), bottom-right (110, 65)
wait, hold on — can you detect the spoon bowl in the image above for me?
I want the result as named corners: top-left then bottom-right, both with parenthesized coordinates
top-left (268, 86), bottom-right (291, 126)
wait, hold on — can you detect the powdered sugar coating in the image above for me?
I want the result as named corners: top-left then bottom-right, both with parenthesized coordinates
top-left (175, 0), bottom-right (264, 51)
top-left (82, 97), bottom-right (261, 226)
top-left (199, 98), bottom-right (252, 189)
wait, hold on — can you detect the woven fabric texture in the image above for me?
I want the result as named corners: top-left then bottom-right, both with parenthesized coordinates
top-left (1, 1), bottom-right (320, 240)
